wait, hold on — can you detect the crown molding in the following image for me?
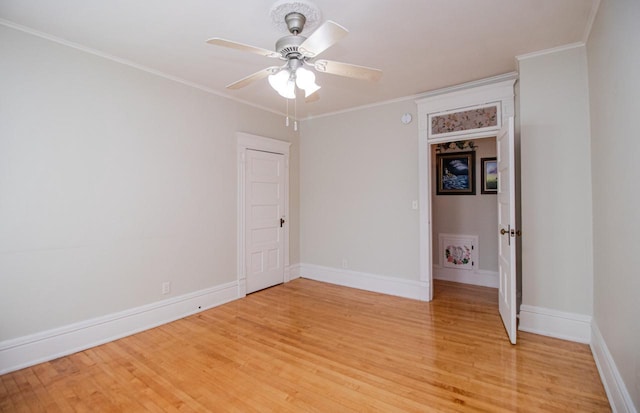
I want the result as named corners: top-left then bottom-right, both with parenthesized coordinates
top-left (582, 0), bottom-right (601, 43)
top-left (304, 72), bottom-right (519, 122)
top-left (516, 42), bottom-right (585, 61)
top-left (414, 72), bottom-right (518, 101)
top-left (0, 18), bottom-right (286, 118)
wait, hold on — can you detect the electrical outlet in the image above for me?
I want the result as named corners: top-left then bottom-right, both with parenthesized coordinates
top-left (162, 281), bottom-right (171, 295)
top-left (341, 258), bottom-right (348, 269)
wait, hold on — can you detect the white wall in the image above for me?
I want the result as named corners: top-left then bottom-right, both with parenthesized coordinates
top-left (299, 101), bottom-right (420, 280)
top-left (432, 137), bottom-right (498, 273)
top-left (518, 45), bottom-right (594, 316)
top-left (587, 0), bottom-right (640, 409)
top-left (0, 25), bottom-right (298, 341)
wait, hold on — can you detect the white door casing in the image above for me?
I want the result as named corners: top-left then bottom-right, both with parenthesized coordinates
top-left (237, 133), bottom-right (290, 297)
top-left (497, 117), bottom-right (517, 344)
top-left (245, 150), bottom-right (285, 293)
top-left (416, 73), bottom-right (517, 303)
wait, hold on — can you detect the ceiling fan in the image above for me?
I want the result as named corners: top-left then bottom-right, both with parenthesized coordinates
top-left (206, 9), bottom-right (382, 100)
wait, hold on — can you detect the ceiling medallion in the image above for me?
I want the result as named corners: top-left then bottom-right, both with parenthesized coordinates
top-left (269, 0), bottom-right (322, 33)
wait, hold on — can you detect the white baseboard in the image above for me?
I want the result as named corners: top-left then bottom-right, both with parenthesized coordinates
top-left (288, 263), bottom-right (301, 280)
top-left (432, 265), bottom-right (498, 288)
top-left (518, 304), bottom-right (591, 344)
top-left (298, 263), bottom-right (429, 301)
top-left (590, 321), bottom-right (637, 413)
top-left (0, 281), bottom-right (239, 375)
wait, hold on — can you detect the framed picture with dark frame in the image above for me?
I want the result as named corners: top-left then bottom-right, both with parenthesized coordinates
top-left (481, 157), bottom-right (498, 194)
top-left (436, 151), bottom-right (476, 195)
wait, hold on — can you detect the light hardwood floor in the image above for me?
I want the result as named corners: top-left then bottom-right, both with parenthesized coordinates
top-left (0, 279), bottom-right (610, 412)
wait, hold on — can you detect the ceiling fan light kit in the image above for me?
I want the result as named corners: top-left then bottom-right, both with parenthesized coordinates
top-left (268, 58), bottom-right (321, 99)
top-left (268, 70), bottom-right (295, 99)
top-left (295, 67), bottom-right (321, 97)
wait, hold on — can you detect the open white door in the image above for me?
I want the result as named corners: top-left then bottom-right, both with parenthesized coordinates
top-left (497, 117), bottom-right (517, 344)
top-left (245, 149), bottom-right (285, 294)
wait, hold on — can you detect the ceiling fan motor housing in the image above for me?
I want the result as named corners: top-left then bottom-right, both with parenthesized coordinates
top-left (275, 34), bottom-right (306, 59)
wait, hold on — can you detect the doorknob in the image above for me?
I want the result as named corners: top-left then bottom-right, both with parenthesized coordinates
top-left (501, 226), bottom-right (512, 246)
top-left (280, 218), bottom-right (285, 228)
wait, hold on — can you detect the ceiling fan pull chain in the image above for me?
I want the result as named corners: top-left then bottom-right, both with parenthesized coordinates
top-left (294, 95), bottom-right (298, 131)
top-left (285, 98), bottom-right (290, 127)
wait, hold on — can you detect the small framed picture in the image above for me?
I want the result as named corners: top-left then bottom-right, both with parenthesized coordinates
top-left (436, 151), bottom-right (476, 195)
top-left (481, 157), bottom-right (498, 194)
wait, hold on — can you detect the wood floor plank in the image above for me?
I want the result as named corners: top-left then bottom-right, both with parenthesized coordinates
top-left (2, 374), bottom-right (34, 413)
top-left (0, 279), bottom-right (610, 412)
top-left (0, 376), bottom-right (19, 413)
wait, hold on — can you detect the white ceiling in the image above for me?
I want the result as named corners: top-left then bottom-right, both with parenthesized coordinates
top-left (0, 0), bottom-right (598, 119)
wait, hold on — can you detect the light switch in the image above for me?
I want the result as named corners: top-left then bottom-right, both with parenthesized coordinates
top-left (412, 200), bottom-right (418, 210)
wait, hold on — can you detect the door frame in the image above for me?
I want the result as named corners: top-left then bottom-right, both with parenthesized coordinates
top-left (237, 132), bottom-right (291, 298)
top-left (416, 73), bottom-right (517, 301)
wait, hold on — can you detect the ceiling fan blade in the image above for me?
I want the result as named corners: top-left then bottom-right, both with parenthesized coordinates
top-left (313, 60), bottom-right (383, 82)
top-left (298, 21), bottom-right (348, 58)
top-left (226, 67), bottom-right (280, 90)
top-left (305, 91), bottom-right (320, 103)
top-left (206, 38), bottom-right (280, 58)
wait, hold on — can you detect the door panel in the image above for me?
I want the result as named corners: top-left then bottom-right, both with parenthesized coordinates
top-left (246, 150), bottom-right (285, 293)
top-left (497, 117), bottom-right (517, 344)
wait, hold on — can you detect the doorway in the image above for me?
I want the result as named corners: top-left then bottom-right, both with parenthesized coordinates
top-left (415, 74), bottom-right (519, 343)
top-left (430, 137), bottom-right (499, 288)
top-left (236, 132), bottom-right (291, 297)
top-left (244, 149), bottom-right (286, 293)
top-left (425, 121), bottom-right (518, 344)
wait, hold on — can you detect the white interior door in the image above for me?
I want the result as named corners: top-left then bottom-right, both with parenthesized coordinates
top-left (497, 117), bottom-right (517, 344)
top-left (245, 149), bottom-right (285, 294)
